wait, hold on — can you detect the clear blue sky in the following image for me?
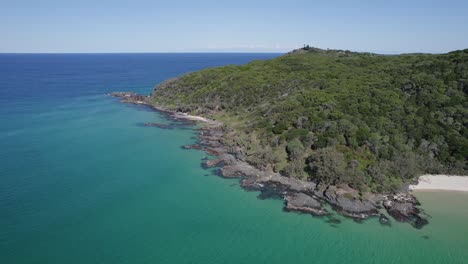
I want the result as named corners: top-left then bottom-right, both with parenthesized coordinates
top-left (1, 0), bottom-right (467, 53)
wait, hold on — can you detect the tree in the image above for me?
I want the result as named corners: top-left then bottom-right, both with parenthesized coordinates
top-left (286, 139), bottom-right (304, 160)
top-left (282, 159), bottom-right (308, 179)
top-left (272, 122), bottom-right (288, 134)
top-left (308, 147), bottom-right (347, 184)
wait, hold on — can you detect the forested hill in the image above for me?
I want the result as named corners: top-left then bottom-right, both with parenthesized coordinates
top-left (150, 47), bottom-right (468, 192)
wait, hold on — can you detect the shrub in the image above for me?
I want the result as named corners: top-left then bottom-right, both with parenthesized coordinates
top-left (282, 159), bottom-right (308, 179)
top-left (286, 139), bottom-right (305, 160)
top-left (285, 128), bottom-right (309, 140)
top-left (272, 122), bottom-right (288, 134)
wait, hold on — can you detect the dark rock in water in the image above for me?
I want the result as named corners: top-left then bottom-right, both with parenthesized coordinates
top-left (325, 217), bottom-right (341, 224)
top-left (171, 117), bottom-right (198, 126)
top-left (109, 92), bottom-right (149, 104)
top-left (183, 144), bottom-right (203, 150)
top-left (240, 177), bottom-right (264, 192)
top-left (421, 235), bottom-right (430, 240)
top-left (284, 193), bottom-right (328, 216)
top-left (383, 193), bottom-right (428, 229)
top-left (413, 216), bottom-right (429, 229)
top-left (379, 214), bottom-right (391, 226)
top-left (383, 194), bottom-right (419, 221)
top-left (352, 218), bottom-right (365, 223)
top-left (257, 182), bottom-right (289, 200)
top-left (385, 203), bottom-right (415, 221)
top-left (258, 188), bottom-right (283, 200)
top-left (140, 122), bottom-right (175, 129)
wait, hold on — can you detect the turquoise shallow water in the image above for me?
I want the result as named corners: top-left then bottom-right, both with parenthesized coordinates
top-left (1, 54), bottom-right (467, 264)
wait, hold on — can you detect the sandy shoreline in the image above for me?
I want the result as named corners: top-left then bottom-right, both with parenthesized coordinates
top-left (172, 112), bottom-right (211, 122)
top-left (171, 112), bottom-right (223, 127)
top-left (409, 175), bottom-right (468, 192)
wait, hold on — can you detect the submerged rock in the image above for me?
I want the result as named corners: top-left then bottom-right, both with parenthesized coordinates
top-left (325, 217), bottom-right (341, 224)
top-left (141, 122), bottom-right (175, 129)
top-left (379, 214), bottom-right (391, 226)
top-left (183, 144), bottom-right (203, 150)
top-left (258, 183), bottom-right (287, 200)
top-left (414, 217), bottom-right (429, 229)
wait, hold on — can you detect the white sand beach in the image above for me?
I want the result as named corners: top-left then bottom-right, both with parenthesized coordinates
top-left (176, 113), bottom-right (211, 122)
top-left (172, 112), bottom-right (222, 125)
top-left (409, 175), bottom-right (468, 192)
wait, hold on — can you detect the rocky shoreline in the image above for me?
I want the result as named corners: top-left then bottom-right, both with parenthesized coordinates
top-left (109, 92), bottom-right (429, 229)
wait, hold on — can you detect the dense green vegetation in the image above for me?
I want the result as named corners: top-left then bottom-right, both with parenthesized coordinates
top-left (150, 47), bottom-right (468, 193)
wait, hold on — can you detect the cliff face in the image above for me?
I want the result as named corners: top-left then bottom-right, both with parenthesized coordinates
top-left (149, 48), bottom-right (468, 193)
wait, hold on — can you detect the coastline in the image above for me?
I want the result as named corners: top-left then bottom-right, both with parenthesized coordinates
top-left (109, 91), bottom-right (430, 229)
top-left (107, 92), bottom-right (220, 125)
top-left (410, 175), bottom-right (468, 192)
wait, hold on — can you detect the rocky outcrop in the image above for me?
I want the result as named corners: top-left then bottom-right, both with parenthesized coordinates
top-left (383, 193), bottom-right (428, 229)
top-left (193, 120), bottom-right (428, 225)
top-left (202, 154), bottom-right (237, 168)
top-left (284, 193), bottom-right (328, 216)
top-left (109, 92), bottom-right (149, 104)
top-left (256, 174), bottom-right (317, 193)
top-left (321, 185), bottom-right (380, 219)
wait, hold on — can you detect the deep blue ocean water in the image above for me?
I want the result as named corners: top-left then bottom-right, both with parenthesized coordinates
top-left (1, 53), bottom-right (468, 264)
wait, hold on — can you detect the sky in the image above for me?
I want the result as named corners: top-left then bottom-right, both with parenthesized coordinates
top-left (1, 0), bottom-right (468, 54)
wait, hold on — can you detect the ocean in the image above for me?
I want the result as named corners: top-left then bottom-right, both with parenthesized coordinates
top-left (1, 53), bottom-right (467, 264)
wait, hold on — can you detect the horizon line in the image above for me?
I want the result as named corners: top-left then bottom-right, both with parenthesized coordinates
top-left (1, 47), bottom-right (465, 55)
top-left (0, 51), bottom-right (287, 55)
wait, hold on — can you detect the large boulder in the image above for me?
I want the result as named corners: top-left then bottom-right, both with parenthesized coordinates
top-left (323, 185), bottom-right (379, 219)
top-left (202, 154), bottom-right (237, 168)
top-left (383, 193), bottom-right (428, 229)
top-left (256, 174), bottom-right (317, 193)
top-left (284, 193), bottom-right (328, 216)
